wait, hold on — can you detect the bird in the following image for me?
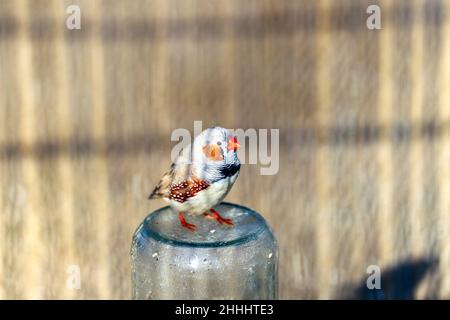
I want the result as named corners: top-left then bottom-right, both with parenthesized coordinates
top-left (149, 126), bottom-right (241, 231)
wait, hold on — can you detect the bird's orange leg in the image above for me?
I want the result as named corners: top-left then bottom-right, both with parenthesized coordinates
top-left (204, 208), bottom-right (234, 226)
top-left (178, 212), bottom-right (196, 231)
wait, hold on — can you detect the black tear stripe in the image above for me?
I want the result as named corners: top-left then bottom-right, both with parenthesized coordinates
top-left (219, 163), bottom-right (240, 178)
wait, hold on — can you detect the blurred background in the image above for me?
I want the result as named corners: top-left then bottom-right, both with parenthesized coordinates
top-left (0, 0), bottom-right (449, 299)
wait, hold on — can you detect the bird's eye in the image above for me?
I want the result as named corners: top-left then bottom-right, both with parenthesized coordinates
top-left (217, 141), bottom-right (222, 146)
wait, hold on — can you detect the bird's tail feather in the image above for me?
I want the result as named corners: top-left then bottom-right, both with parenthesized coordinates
top-left (148, 187), bottom-right (163, 199)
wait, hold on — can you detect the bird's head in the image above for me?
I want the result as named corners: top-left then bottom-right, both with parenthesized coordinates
top-left (192, 127), bottom-right (241, 181)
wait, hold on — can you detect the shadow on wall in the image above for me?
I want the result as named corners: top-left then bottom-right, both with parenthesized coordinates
top-left (339, 257), bottom-right (439, 299)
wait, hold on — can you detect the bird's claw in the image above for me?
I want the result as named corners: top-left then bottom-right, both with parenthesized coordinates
top-left (205, 209), bottom-right (234, 227)
top-left (181, 222), bottom-right (197, 231)
top-left (178, 212), bottom-right (196, 231)
top-left (217, 217), bottom-right (234, 226)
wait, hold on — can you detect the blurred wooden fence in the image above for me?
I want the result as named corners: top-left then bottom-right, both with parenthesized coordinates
top-left (0, 0), bottom-right (449, 299)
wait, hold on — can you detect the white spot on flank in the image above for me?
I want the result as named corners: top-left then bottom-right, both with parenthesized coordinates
top-left (152, 252), bottom-right (158, 258)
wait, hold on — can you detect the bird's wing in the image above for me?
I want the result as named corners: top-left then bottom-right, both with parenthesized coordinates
top-left (168, 176), bottom-right (210, 203)
top-left (148, 162), bottom-right (192, 199)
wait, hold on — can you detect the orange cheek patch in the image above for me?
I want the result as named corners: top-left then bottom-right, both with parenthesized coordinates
top-left (203, 144), bottom-right (224, 161)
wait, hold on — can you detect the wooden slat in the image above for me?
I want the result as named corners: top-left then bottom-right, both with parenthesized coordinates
top-left (15, 0), bottom-right (43, 299)
top-left (150, 0), bottom-right (171, 133)
top-left (0, 86), bottom-right (3, 302)
top-left (439, 0), bottom-right (450, 299)
top-left (409, 0), bottom-right (425, 261)
top-left (315, 0), bottom-right (332, 299)
top-left (49, 0), bottom-right (76, 299)
top-left (87, 0), bottom-right (111, 300)
top-left (377, 0), bottom-right (395, 268)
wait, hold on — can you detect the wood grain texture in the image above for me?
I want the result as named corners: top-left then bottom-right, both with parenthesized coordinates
top-left (0, 0), bottom-right (449, 299)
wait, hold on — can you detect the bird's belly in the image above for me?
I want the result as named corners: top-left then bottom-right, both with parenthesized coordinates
top-left (169, 174), bottom-right (237, 215)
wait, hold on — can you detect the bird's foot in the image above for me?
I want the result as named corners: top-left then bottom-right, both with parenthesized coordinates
top-left (204, 208), bottom-right (234, 226)
top-left (178, 212), bottom-right (196, 231)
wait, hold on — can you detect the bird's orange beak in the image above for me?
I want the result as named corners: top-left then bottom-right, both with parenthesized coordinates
top-left (227, 136), bottom-right (240, 152)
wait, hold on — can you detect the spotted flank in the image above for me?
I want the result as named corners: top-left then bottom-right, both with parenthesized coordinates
top-left (169, 177), bottom-right (210, 203)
